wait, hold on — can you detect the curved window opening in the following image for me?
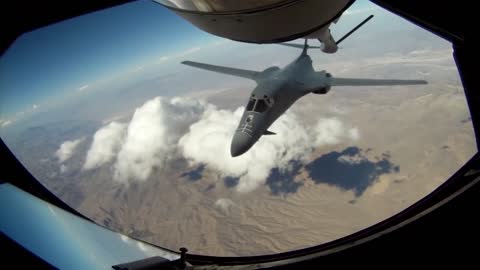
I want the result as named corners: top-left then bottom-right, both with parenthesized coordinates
top-left (0, 0), bottom-right (475, 259)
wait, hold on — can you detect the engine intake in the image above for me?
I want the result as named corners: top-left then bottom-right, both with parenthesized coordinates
top-left (312, 85), bottom-right (331, 94)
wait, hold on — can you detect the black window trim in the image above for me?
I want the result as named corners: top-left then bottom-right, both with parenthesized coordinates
top-left (0, 0), bottom-right (477, 267)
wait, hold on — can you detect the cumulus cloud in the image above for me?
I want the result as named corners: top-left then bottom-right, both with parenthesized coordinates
top-left (120, 234), bottom-right (130, 243)
top-left (349, 128), bottom-right (360, 141)
top-left (113, 97), bottom-right (207, 183)
top-left (343, 6), bottom-right (378, 16)
top-left (78, 84), bottom-right (89, 92)
top-left (179, 110), bottom-right (359, 192)
top-left (178, 47), bottom-right (201, 57)
top-left (84, 96), bottom-right (359, 192)
top-left (83, 122), bottom-right (127, 170)
top-left (409, 49), bottom-right (431, 56)
top-left (137, 242), bottom-right (147, 252)
top-left (313, 118), bottom-right (357, 146)
top-left (60, 164), bottom-right (68, 173)
top-left (214, 198), bottom-right (235, 214)
top-left (338, 153), bottom-right (364, 165)
top-left (158, 56), bottom-right (169, 62)
top-left (56, 137), bottom-right (85, 163)
top-left (0, 119), bottom-right (12, 128)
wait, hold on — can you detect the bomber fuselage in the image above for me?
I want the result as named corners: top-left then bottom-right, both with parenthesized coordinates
top-left (230, 53), bottom-right (329, 157)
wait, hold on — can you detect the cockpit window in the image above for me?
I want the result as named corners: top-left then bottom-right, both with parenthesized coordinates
top-left (265, 97), bottom-right (274, 107)
top-left (246, 98), bottom-right (256, 111)
top-left (246, 98), bottom-right (271, 113)
top-left (253, 99), bottom-right (269, 113)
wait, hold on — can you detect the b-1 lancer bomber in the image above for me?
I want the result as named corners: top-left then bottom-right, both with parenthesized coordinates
top-left (182, 40), bottom-right (427, 157)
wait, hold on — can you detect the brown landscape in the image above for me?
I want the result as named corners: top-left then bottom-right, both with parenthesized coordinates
top-left (29, 47), bottom-right (471, 256)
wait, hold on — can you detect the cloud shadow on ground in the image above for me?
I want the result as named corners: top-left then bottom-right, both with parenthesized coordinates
top-left (224, 176), bottom-right (239, 188)
top-left (181, 164), bottom-right (205, 182)
top-left (305, 146), bottom-right (399, 197)
top-left (266, 160), bottom-right (303, 196)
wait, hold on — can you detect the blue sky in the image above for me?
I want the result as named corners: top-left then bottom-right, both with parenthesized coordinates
top-left (0, 0), bottom-right (428, 126)
top-left (0, 0), bottom-right (216, 118)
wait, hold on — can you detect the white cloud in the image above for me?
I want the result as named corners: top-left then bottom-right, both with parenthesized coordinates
top-left (214, 198), bottom-right (235, 214)
top-left (179, 108), bottom-right (359, 192)
top-left (349, 128), bottom-right (360, 141)
top-left (32, 104), bottom-right (39, 110)
top-left (417, 71), bottom-right (431, 76)
top-left (313, 118), bottom-right (358, 147)
top-left (113, 97), bottom-right (207, 183)
top-left (0, 119), bottom-right (12, 128)
top-left (409, 49), bottom-right (431, 55)
top-left (60, 164), bottom-right (68, 173)
top-left (133, 66), bottom-right (144, 72)
top-left (338, 153), bottom-right (363, 165)
top-left (178, 47), bottom-right (201, 57)
top-left (137, 242), bottom-right (147, 252)
top-left (85, 96), bottom-right (359, 192)
top-left (120, 234), bottom-right (130, 243)
top-left (343, 6), bottom-right (378, 16)
top-left (329, 105), bottom-right (348, 115)
top-left (78, 84), bottom-right (89, 92)
top-left (211, 39), bottom-right (230, 47)
top-left (83, 122), bottom-right (127, 170)
top-left (159, 56), bottom-right (169, 62)
top-left (55, 137), bottom-right (85, 163)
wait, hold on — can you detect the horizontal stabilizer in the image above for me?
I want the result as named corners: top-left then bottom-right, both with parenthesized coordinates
top-left (182, 60), bottom-right (260, 81)
top-left (331, 77), bottom-right (428, 86)
top-left (264, 130), bottom-right (276, 135)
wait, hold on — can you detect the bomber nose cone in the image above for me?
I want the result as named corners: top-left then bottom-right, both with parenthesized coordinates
top-left (230, 132), bottom-right (253, 157)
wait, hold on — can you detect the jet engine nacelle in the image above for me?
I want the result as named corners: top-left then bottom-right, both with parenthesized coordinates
top-left (306, 26), bottom-right (338, 53)
top-left (312, 85), bottom-right (331, 94)
top-left (312, 72), bottom-right (331, 94)
top-left (261, 66), bottom-right (281, 76)
top-left (257, 66), bottom-right (281, 81)
top-left (319, 33), bottom-right (338, 54)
